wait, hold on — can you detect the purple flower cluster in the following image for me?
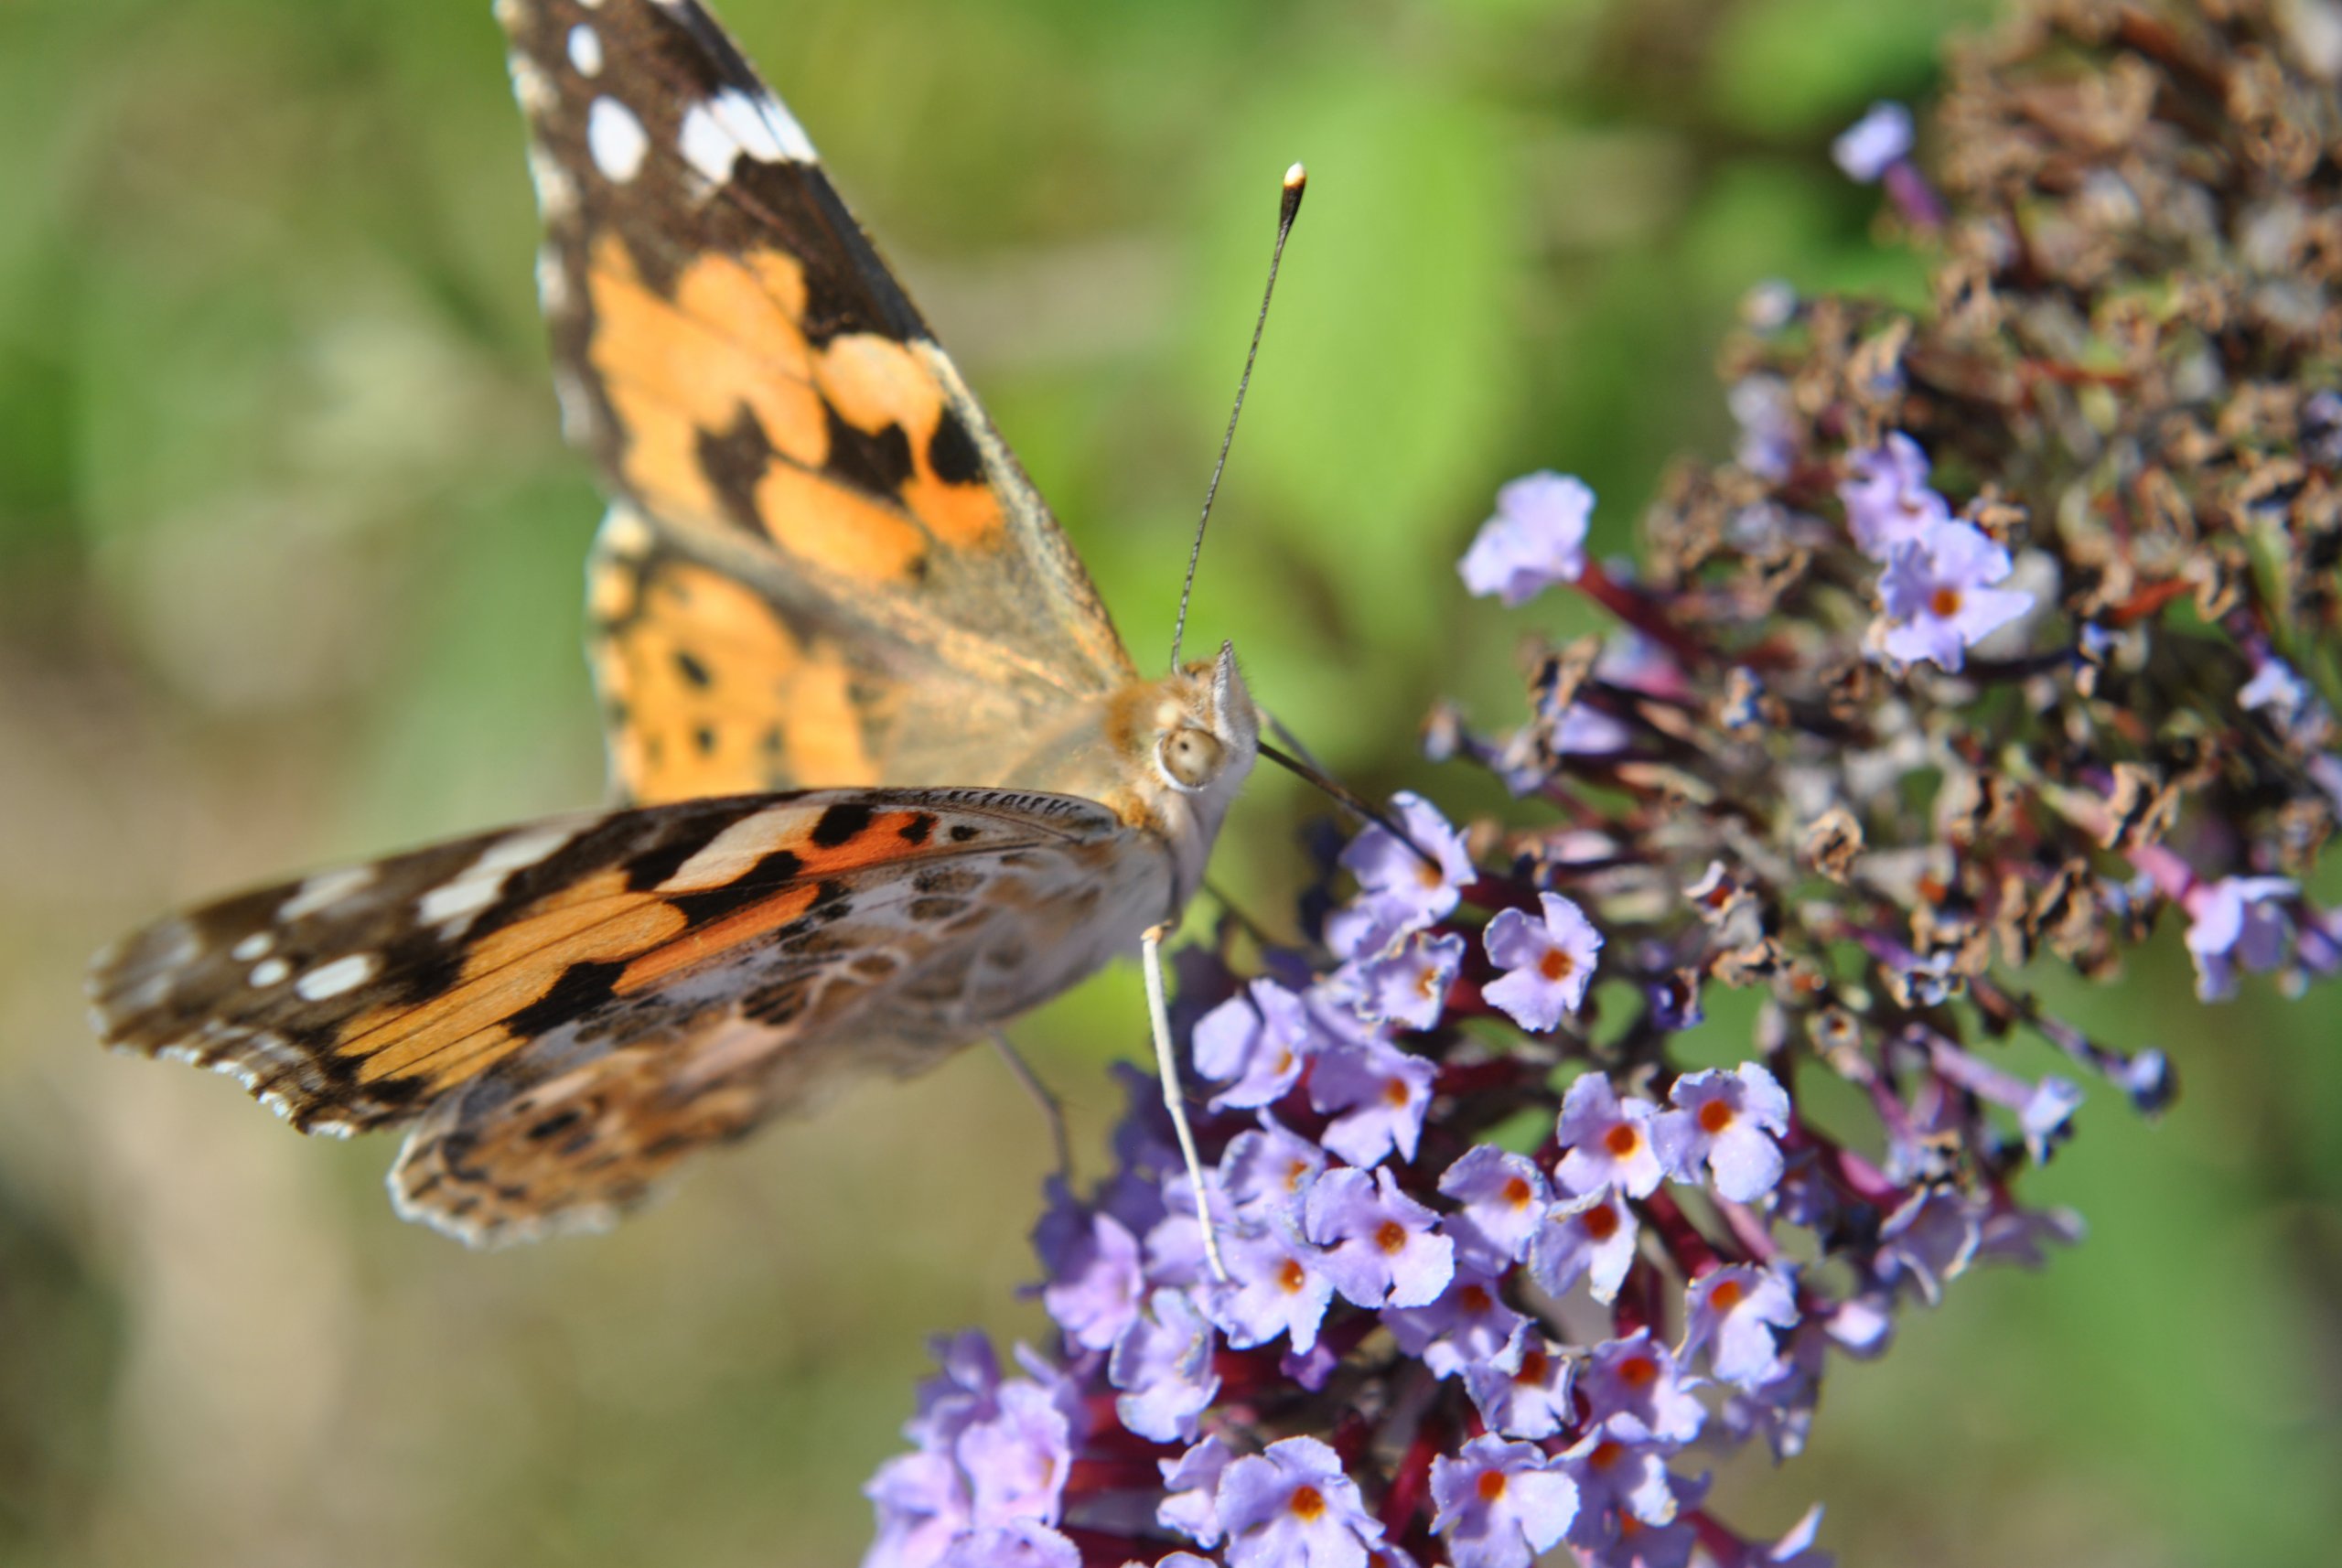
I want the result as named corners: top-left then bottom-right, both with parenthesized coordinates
top-left (865, 5), bottom-right (2342, 1563)
top-left (864, 789), bottom-right (2093, 1567)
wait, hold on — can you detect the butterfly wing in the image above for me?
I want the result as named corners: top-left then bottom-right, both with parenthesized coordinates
top-left (91, 788), bottom-right (1171, 1243)
top-left (497, 0), bottom-right (1135, 803)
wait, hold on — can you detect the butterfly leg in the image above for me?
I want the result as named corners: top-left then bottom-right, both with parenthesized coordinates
top-left (1141, 922), bottom-right (1229, 1283)
top-left (987, 1030), bottom-right (1072, 1186)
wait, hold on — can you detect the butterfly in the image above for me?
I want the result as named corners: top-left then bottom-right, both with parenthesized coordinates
top-left (86, 0), bottom-right (1268, 1248)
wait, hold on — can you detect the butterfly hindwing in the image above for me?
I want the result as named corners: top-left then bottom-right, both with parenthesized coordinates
top-left (496, 0), bottom-right (1136, 803)
top-left (91, 787), bottom-right (1169, 1243)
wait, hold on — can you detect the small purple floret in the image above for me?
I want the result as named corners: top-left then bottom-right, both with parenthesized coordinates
top-left (1682, 1264), bottom-right (1801, 1388)
top-left (1875, 521), bottom-right (2034, 671)
top-left (1580, 1330), bottom-right (1705, 1446)
top-left (1527, 1185), bottom-right (1640, 1305)
top-left (1555, 1074), bottom-right (1668, 1198)
top-left (1109, 1287), bottom-right (1220, 1444)
top-left (1383, 1261), bottom-right (1529, 1379)
top-left (1217, 1436), bottom-right (1387, 1568)
top-left (1437, 1144), bottom-right (1552, 1267)
top-left (1338, 929), bottom-right (1466, 1029)
top-left (1209, 1213), bottom-right (1337, 1354)
top-left (1308, 1034), bottom-right (1436, 1166)
top-left (1839, 432), bottom-right (1949, 560)
top-left (2183, 874), bottom-right (2297, 1000)
top-left (1303, 1165), bottom-right (1456, 1309)
top-left (1462, 1322), bottom-right (1577, 1439)
top-left (1335, 791), bottom-right (1477, 952)
top-left (1832, 101), bottom-right (1914, 182)
top-left (1460, 470), bottom-right (1594, 606)
top-left (1192, 979), bottom-right (1315, 1111)
top-left (1482, 892), bottom-right (1603, 1031)
top-left (1037, 1208), bottom-right (1144, 1352)
top-left (1430, 1435), bottom-right (1581, 1568)
top-left (1653, 1063), bottom-right (1791, 1202)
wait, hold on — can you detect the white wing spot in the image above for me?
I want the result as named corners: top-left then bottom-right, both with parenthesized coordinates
top-left (535, 245), bottom-right (571, 314)
top-left (552, 367), bottom-right (596, 443)
top-left (250, 958), bottom-right (292, 988)
top-left (680, 88), bottom-right (816, 186)
top-left (662, 807), bottom-right (807, 892)
top-left (295, 954), bottom-right (378, 1002)
top-left (598, 504), bottom-right (654, 557)
top-left (507, 51), bottom-right (555, 116)
top-left (567, 25), bottom-right (604, 78)
top-left (750, 91), bottom-right (819, 163)
top-left (528, 144), bottom-right (579, 220)
top-left (588, 97), bottom-right (650, 183)
top-left (419, 877), bottom-right (500, 928)
top-left (155, 922), bottom-right (201, 972)
top-left (677, 103), bottom-right (738, 186)
top-left (278, 865), bottom-right (375, 921)
top-left (420, 825), bottom-right (578, 931)
top-left (231, 932), bottom-right (274, 961)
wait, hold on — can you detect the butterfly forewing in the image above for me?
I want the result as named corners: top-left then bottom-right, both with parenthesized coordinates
top-left (498, 0), bottom-right (1137, 803)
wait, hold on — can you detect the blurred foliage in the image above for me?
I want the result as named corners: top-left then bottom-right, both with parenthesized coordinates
top-left (0, 0), bottom-right (2334, 1565)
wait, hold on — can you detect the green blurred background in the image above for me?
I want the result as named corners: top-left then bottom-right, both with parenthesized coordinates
top-left (2, 0), bottom-right (2337, 1563)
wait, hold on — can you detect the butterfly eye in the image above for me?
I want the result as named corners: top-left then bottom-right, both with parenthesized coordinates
top-left (1159, 727), bottom-right (1226, 790)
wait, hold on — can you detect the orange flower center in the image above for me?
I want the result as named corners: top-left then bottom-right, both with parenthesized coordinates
top-left (1376, 1220), bottom-right (1409, 1255)
top-left (1604, 1123), bottom-right (1641, 1158)
top-left (1617, 1354), bottom-right (1659, 1388)
top-left (1289, 1484), bottom-right (1327, 1522)
top-left (1710, 1278), bottom-right (1745, 1311)
top-left (1417, 860), bottom-right (1445, 889)
top-left (1538, 948), bottom-right (1575, 982)
top-left (1581, 1203), bottom-right (1621, 1241)
top-left (1698, 1100), bottom-right (1735, 1134)
top-left (1476, 1469), bottom-right (1509, 1504)
top-left (1382, 1077), bottom-right (1412, 1109)
top-left (1458, 1283), bottom-right (1493, 1316)
top-left (1276, 1259), bottom-right (1308, 1294)
top-left (1517, 1347), bottom-right (1551, 1383)
top-left (1929, 585), bottom-right (1962, 618)
top-left (1501, 1176), bottom-right (1533, 1208)
top-left (1588, 1440), bottom-right (1622, 1470)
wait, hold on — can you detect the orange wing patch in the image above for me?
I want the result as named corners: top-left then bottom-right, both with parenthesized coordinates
top-left (588, 510), bottom-right (886, 800)
top-left (583, 233), bottom-right (1003, 588)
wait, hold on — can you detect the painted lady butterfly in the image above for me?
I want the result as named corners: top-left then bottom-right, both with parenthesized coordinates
top-left (88, 0), bottom-right (1274, 1248)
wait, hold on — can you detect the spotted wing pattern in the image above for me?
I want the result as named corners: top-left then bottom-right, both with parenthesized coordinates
top-left (91, 788), bottom-right (1168, 1244)
top-left (497, 0), bottom-right (1135, 804)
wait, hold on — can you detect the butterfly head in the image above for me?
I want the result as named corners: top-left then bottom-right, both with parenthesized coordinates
top-left (1117, 641), bottom-right (1257, 903)
top-left (1153, 640), bottom-right (1259, 792)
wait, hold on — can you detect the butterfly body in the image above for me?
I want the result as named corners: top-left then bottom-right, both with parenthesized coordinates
top-left (88, 0), bottom-right (1262, 1244)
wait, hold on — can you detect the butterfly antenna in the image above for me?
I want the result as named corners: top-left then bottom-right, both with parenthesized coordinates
top-left (1257, 740), bottom-right (1428, 857)
top-left (1256, 710), bottom-right (1448, 870)
top-left (1169, 162), bottom-right (1307, 671)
